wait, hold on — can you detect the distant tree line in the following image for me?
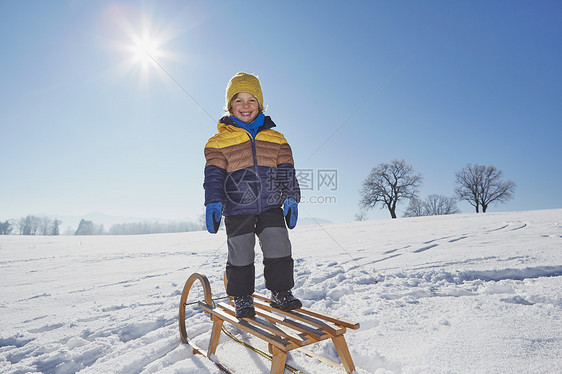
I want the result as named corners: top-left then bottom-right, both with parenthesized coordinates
top-left (0, 216), bottom-right (62, 235)
top-left (0, 216), bottom-right (205, 235)
top-left (107, 220), bottom-right (203, 235)
top-left (73, 219), bottom-right (203, 235)
top-left (358, 159), bottom-right (516, 219)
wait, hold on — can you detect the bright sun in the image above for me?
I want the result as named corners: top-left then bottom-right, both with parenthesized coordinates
top-left (121, 24), bottom-right (176, 85)
top-left (129, 34), bottom-right (161, 69)
top-left (103, 4), bottom-right (183, 87)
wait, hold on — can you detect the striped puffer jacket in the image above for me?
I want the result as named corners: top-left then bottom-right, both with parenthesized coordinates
top-left (204, 116), bottom-right (300, 217)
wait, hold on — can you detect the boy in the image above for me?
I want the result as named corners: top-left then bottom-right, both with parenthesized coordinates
top-left (203, 72), bottom-right (301, 318)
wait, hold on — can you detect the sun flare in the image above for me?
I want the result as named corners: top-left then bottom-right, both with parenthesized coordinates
top-left (103, 4), bottom-right (180, 84)
top-left (130, 34), bottom-right (161, 68)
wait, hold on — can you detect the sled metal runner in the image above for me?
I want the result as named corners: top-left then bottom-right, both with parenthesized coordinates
top-left (179, 272), bottom-right (360, 374)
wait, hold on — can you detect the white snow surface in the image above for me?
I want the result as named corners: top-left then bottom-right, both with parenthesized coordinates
top-left (1, 209), bottom-right (561, 374)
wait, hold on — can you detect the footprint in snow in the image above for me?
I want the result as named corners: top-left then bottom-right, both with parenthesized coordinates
top-left (28, 322), bottom-right (65, 333)
top-left (413, 243), bottom-right (439, 253)
top-left (500, 295), bottom-right (534, 305)
top-left (449, 235), bottom-right (468, 242)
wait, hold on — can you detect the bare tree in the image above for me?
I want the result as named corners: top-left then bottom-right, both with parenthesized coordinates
top-left (354, 210), bottom-right (368, 221)
top-left (18, 215), bottom-right (41, 235)
top-left (40, 217), bottom-right (53, 236)
top-left (16, 218), bottom-right (25, 235)
top-left (455, 163), bottom-right (516, 213)
top-left (0, 221), bottom-right (13, 235)
top-left (360, 159), bottom-right (423, 219)
top-left (403, 198), bottom-right (424, 217)
top-left (423, 194), bottom-right (460, 215)
top-left (404, 195), bottom-right (459, 217)
top-left (52, 219), bottom-right (62, 236)
top-left (197, 212), bottom-right (206, 231)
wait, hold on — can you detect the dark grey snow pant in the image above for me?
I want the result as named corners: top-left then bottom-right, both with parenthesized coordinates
top-left (225, 208), bottom-right (294, 297)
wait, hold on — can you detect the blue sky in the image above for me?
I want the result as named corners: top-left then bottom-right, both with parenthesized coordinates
top-left (1, 0), bottom-right (561, 227)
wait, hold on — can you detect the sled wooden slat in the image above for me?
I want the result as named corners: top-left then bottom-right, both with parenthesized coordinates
top-left (298, 307), bottom-right (360, 329)
top-left (221, 300), bottom-right (328, 341)
top-left (217, 302), bottom-right (311, 346)
top-left (254, 305), bottom-right (329, 341)
top-left (198, 302), bottom-right (292, 352)
top-left (179, 272), bottom-right (360, 374)
top-left (253, 293), bottom-right (360, 330)
top-left (253, 298), bottom-right (345, 337)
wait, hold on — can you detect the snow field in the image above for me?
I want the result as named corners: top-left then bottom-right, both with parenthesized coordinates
top-left (1, 209), bottom-right (561, 373)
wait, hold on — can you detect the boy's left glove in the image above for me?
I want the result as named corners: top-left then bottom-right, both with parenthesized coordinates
top-left (283, 198), bottom-right (298, 229)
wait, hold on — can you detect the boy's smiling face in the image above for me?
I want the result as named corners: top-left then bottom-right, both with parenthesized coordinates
top-left (230, 92), bottom-right (260, 123)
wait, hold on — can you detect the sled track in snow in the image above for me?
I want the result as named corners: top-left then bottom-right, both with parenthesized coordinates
top-left (460, 266), bottom-right (562, 282)
top-left (391, 265), bottom-right (562, 285)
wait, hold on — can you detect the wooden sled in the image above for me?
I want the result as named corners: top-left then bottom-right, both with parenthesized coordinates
top-left (179, 272), bottom-right (360, 374)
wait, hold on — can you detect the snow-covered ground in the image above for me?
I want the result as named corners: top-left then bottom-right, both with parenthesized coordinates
top-left (1, 209), bottom-right (561, 373)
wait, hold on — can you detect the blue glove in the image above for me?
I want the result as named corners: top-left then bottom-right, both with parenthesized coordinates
top-left (206, 202), bottom-right (223, 234)
top-left (283, 198), bottom-right (298, 229)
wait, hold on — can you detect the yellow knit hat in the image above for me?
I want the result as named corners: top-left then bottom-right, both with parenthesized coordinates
top-left (225, 72), bottom-right (264, 111)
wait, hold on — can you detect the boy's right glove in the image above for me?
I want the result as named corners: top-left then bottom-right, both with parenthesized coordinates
top-left (205, 202), bottom-right (223, 234)
top-left (283, 198), bottom-right (298, 229)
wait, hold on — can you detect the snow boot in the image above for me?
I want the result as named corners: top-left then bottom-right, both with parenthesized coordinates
top-left (270, 290), bottom-right (302, 312)
top-left (234, 295), bottom-right (255, 318)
